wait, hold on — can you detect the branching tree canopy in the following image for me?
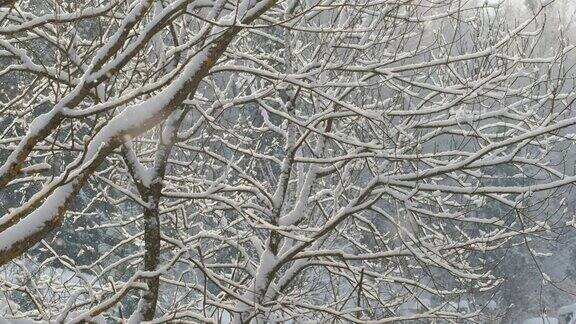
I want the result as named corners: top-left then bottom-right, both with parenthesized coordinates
top-left (1, 0), bottom-right (576, 322)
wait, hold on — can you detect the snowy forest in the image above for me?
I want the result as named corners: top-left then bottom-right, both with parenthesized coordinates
top-left (1, 0), bottom-right (576, 323)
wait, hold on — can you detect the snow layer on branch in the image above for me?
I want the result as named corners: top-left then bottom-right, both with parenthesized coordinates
top-left (0, 39), bottom-right (214, 260)
top-left (85, 45), bottom-right (211, 160)
top-left (0, 108), bottom-right (60, 180)
top-left (0, 183), bottom-right (73, 252)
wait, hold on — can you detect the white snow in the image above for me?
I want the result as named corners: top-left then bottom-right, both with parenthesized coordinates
top-left (559, 303), bottom-right (576, 316)
top-left (522, 317), bottom-right (559, 324)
